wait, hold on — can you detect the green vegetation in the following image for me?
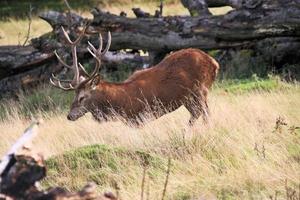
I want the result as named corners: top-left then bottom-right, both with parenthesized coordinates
top-left (0, 77), bottom-right (294, 121)
top-left (0, 2), bottom-right (299, 199)
top-left (217, 50), bottom-right (270, 79)
top-left (0, 86), bottom-right (73, 120)
top-left (44, 144), bottom-right (168, 190)
top-left (0, 78), bottom-right (299, 199)
top-left (214, 75), bottom-right (293, 93)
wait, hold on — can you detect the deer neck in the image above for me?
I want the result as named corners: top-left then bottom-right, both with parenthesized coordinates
top-left (94, 81), bottom-right (132, 110)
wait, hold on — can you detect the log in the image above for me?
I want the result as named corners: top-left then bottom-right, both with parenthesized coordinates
top-left (181, 0), bottom-right (211, 16)
top-left (31, 0), bottom-right (300, 53)
top-left (0, 44), bottom-right (147, 98)
top-left (89, 4), bottom-right (300, 52)
top-left (1, 0), bottom-right (300, 96)
top-left (0, 123), bottom-right (118, 200)
top-left (181, 0), bottom-right (295, 10)
top-left (0, 45), bottom-right (59, 98)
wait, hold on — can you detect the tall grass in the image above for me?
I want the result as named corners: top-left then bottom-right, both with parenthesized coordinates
top-left (0, 79), bottom-right (299, 199)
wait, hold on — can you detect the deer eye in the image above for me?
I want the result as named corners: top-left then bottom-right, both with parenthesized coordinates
top-left (78, 96), bottom-right (84, 103)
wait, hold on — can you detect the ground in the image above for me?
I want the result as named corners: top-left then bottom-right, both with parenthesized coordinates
top-left (0, 78), bottom-right (299, 199)
top-left (0, 1), bottom-right (299, 199)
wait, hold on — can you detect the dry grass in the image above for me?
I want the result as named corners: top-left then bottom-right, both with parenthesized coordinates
top-left (0, 84), bottom-right (299, 199)
top-left (0, 2), bottom-right (231, 45)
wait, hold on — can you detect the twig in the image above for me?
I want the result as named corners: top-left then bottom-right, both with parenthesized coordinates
top-left (146, 176), bottom-right (150, 200)
top-left (161, 157), bottom-right (171, 200)
top-left (22, 4), bottom-right (33, 46)
top-left (64, 0), bottom-right (73, 30)
top-left (159, 0), bottom-right (164, 16)
top-left (64, 0), bottom-right (72, 11)
top-left (141, 165), bottom-right (147, 200)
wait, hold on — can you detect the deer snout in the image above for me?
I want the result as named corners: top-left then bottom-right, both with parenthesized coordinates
top-left (67, 107), bottom-right (87, 121)
top-left (67, 113), bottom-right (77, 121)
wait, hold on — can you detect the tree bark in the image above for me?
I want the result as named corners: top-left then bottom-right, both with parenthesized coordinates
top-left (1, 0), bottom-right (300, 96)
top-left (181, 0), bottom-right (212, 16)
top-left (0, 44), bottom-right (147, 98)
top-left (87, 2), bottom-right (300, 52)
top-left (0, 46), bottom-right (59, 98)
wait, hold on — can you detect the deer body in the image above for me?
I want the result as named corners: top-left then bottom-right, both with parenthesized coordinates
top-left (68, 48), bottom-right (219, 124)
top-left (50, 27), bottom-right (219, 125)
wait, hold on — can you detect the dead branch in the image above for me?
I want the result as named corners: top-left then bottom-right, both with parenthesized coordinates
top-left (0, 122), bottom-right (118, 200)
top-left (22, 4), bottom-right (33, 46)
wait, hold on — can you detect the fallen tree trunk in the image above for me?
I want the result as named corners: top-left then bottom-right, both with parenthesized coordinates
top-left (0, 46), bottom-right (59, 98)
top-left (88, 5), bottom-right (300, 52)
top-left (1, 0), bottom-right (300, 97)
top-left (33, 0), bottom-right (300, 64)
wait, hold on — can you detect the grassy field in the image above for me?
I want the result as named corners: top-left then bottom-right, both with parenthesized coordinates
top-left (0, 1), bottom-right (231, 45)
top-left (0, 78), bottom-right (299, 199)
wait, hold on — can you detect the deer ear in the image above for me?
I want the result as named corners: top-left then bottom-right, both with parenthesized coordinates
top-left (90, 75), bottom-right (101, 89)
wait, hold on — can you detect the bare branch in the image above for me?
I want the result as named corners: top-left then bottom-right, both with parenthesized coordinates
top-left (0, 120), bottom-right (41, 178)
top-left (22, 4), bottom-right (33, 46)
top-left (141, 166), bottom-right (147, 200)
top-left (63, 0), bottom-right (72, 11)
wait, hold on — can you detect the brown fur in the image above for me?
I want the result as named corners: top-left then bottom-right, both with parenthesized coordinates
top-left (68, 48), bottom-right (219, 125)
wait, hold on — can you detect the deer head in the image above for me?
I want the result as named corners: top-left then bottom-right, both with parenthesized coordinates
top-left (50, 26), bottom-right (111, 121)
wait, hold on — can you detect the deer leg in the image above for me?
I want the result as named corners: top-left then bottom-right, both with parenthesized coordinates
top-left (199, 87), bottom-right (210, 123)
top-left (185, 87), bottom-right (209, 126)
top-left (185, 100), bottom-right (202, 126)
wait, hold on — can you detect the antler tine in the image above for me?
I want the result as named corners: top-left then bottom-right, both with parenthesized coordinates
top-left (54, 50), bottom-right (72, 69)
top-left (78, 63), bottom-right (91, 78)
top-left (101, 31), bottom-right (111, 55)
top-left (98, 33), bottom-right (103, 55)
top-left (77, 32), bottom-right (111, 86)
top-left (51, 74), bottom-right (73, 82)
top-left (50, 75), bottom-right (75, 91)
top-left (52, 25), bottom-right (91, 90)
top-left (61, 25), bottom-right (88, 46)
top-left (87, 32), bottom-right (111, 56)
top-left (88, 41), bottom-right (97, 55)
top-left (60, 25), bottom-right (88, 86)
top-left (87, 47), bottom-right (101, 78)
top-left (61, 26), bottom-right (73, 45)
top-left (86, 47), bottom-right (97, 58)
top-left (73, 25), bottom-right (88, 45)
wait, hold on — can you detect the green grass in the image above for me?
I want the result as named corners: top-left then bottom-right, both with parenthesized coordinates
top-left (0, 77), bottom-right (299, 199)
top-left (0, 77), bottom-right (296, 121)
top-left (0, 85), bottom-right (74, 120)
top-left (42, 120), bottom-right (300, 199)
top-left (214, 76), bottom-right (293, 94)
top-left (44, 144), bottom-right (169, 191)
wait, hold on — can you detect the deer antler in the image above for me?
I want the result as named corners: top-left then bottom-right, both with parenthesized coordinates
top-left (77, 32), bottom-right (111, 85)
top-left (50, 25), bottom-right (111, 90)
top-left (50, 25), bottom-right (87, 90)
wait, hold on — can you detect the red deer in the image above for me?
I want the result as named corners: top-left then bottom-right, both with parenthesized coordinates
top-left (50, 27), bottom-right (219, 125)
